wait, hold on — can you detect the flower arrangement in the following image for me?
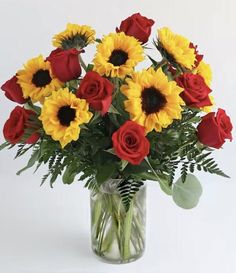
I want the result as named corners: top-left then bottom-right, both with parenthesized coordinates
top-left (0, 13), bottom-right (233, 263)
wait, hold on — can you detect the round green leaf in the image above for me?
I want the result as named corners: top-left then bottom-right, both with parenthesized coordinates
top-left (172, 174), bottom-right (203, 209)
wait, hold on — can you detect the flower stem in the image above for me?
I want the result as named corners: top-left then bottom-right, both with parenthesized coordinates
top-left (79, 55), bottom-right (87, 71)
top-left (123, 201), bottom-right (133, 260)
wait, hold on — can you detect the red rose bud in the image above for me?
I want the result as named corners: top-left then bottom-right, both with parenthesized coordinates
top-left (176, 73), bottom-right (212, 108)
top-left (76, 71), bottom-right (113, 115)
top-left (168, 64), bottom-right (177, 77)
top-left (26, 132), bottom-right (40, 144)
top-left (3, 106), bottom-right (40, 144)
top-left (112, 120), bottom-right (150, 165)
top-left (47, 48), bottom-right (82, 82)
top-left (1, 75), bottom-right (27, 104)
top-left (116, 13), bottom-right (154, 44)
top-left (197, 108), bottom-right (233, 149)
top-left (189, 43), bottom-right (203, 68)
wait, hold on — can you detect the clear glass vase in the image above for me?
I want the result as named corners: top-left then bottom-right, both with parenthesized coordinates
top-left (90, 179), bottom-right (146, 264)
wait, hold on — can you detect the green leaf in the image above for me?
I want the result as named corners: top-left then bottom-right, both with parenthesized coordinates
top-left (108, 104), bottom-right (121, 115)
top-left (62, 164), bottom-right (77, 184)
top-left (134, 171), bottom-right (159, 181)
top-left (159, 176), bottom-right (173, 195)
top-left (144, 157), bottom-right (172, 195)
top-left (124, 160), bottom-right (150, 175)
top-left (172, 174), bottom-right (203, 209)
top-left (24, 101), bottom-right (41, 115)
top-left (120, 160), bottom-right (128, 171)
top-left (16, 149), bottom-right (40, 175)
top-left (133, 171), bottom-right (171, 195)
top-left (147, 55), bottom-right (158, 66)
top-left (0, 142), bottom-right (11, 151)
top-left (95, 163), bottom-right (116, 185)
top-left (118, 179), bottom-right (144, 211)
top-left (86, 63), bottom-right (94, 72)
top-left (104, 148), bottom-right (116, 155)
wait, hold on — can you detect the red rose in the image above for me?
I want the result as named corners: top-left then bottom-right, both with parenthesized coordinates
top-left (189, 43), bottom-right (203, 68)
top-left (3, 106), bottom-right (40, 144)
top-left (47, 48), bottom-right (81, 82)
top-left (76, 71), bottom-right (113, 115)
top-left (197, 108), bottom-right (233, 149)
top-left (112, 120), bottom-right (150, 165)
top-left (176, 73), bottom-right (212, 108)
top-left (1, 75), bottom-right (27, 104)
top-left (116, 13), bottom-right (154, 44)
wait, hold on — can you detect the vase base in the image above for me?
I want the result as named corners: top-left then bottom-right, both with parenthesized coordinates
top-left (92, 248), bottom-right (144, 264)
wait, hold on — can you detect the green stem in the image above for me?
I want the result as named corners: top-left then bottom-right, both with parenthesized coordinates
top-left (155, 58), bottom-right (168, 70)
top-left (79, 55), bottom-right (87, 71)
top-left (97, 212), bottom-right (109, 253)
top-left (123, 201), bottom-right (133, 260)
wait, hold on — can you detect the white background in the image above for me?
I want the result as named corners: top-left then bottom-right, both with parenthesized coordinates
top-left (0, 0), bottom-right (236, 272)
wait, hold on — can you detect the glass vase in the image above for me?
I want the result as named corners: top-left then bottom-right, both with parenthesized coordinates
top-left (90, 179), bottom-right (146, 264)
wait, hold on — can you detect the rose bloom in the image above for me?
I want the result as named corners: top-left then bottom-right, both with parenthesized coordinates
top-left (112, 120), bottom-right (150, 165)
top-left (3, 106), bottom-right (40, 144)
top-left (76, 71), bottom-right (113, 115)
top-left (1, 75), bottom-right (27, 104)
top-left (197, 108), bottom-right (233, 149)
top-left (176, 73), bottom-right (212, 108)
top-left (116, 13), bottom-right (154, 44)
top-left (47, 48), bottom-right (81, 82)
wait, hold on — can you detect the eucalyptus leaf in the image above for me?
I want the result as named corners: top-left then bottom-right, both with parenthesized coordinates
top-left (172, 174), bottom-right (203, 209)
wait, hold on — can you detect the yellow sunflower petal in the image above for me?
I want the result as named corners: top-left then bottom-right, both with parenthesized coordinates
top-left (200, 95), bottom-right (214, 113)
top-left (93, 32), bottom-right (144, 78)
top-left (17, 55), bottom-right (63, 103)
top-left (52, 23), bottom-right (95, 49)
top-left (158, 27), bottom-right (195, 69)
top-left (39, 88), bottom-right (92, 148)
top-left (193, 61), bottom-right (212, 87)
top-left (122, 68), bottom-right (184, 133)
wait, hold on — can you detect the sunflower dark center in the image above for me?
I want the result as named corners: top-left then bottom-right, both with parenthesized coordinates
top-left (32, 69), bottom-right (52, 87)
top-left (57, 106), bottom-right (76, 127)
top-left (109, 50), bottom-right (128, 66)
top-left (141, 87), bottom-right (167, 115)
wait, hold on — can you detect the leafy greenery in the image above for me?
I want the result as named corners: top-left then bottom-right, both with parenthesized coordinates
top-left (117, 178), bottom-right (144, 211)
top-left (0, 58), bottom-right (230, 211)
top-left (1, 101), bottom-right (228, 210)
top-left (173, 174), bottom-right (203, 209)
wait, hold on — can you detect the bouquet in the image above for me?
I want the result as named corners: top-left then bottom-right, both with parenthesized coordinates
top-left (0, 13), bottom-right (233, 263)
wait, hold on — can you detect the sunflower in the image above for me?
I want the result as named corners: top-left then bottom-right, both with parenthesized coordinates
top-left (194, 61), bottom-right (212, 87)
top-left (158, 27), bottom-right (195, 69)
top-left (17, 55), bottom-right (62, 103)
top-left (52, 23), bottom-right (95, 49)
top-left (39, 88), bottom-right (92, 148)
top-left (93, 32), bottom-right (144, 78)
top-left (121, 67), bottom-right (184, 133)
top-left (193, 61), bottom-right (213, 112)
